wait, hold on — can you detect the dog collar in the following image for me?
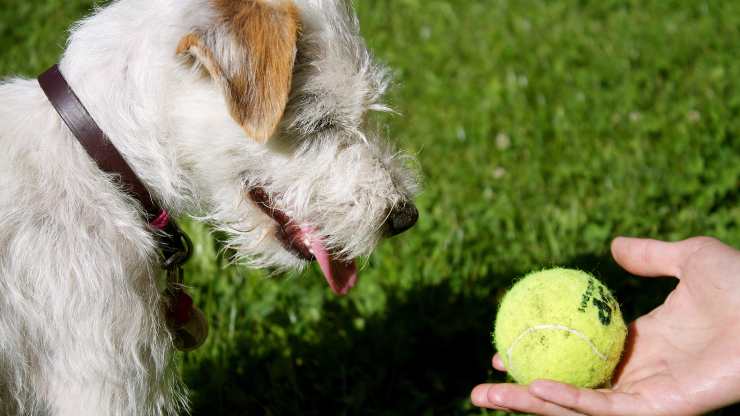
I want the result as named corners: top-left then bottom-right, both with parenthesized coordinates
top-left (38, 64), bottom-right (207, 351)
top-left (37, 64), bottom-right (191, 268)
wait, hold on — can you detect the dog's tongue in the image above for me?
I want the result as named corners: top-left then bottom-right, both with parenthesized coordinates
top-left (310, 238), bottom-right (358, 296)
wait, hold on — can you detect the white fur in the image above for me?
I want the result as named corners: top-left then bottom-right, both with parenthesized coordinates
top-left (0, 0), bottom-right (418, 414)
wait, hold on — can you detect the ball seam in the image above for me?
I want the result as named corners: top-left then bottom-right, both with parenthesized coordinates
top-left (505, 324), bottom-right (609, 380)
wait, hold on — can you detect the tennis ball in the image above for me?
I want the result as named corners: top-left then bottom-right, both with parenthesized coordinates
top-left (493, 268), bottom-right (627, 388)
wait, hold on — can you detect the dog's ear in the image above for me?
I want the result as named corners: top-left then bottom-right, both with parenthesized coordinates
top-left (176, 0), bottom-right (299, 143)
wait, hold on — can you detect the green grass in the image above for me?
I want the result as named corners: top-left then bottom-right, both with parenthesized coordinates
top-left (3, 1), bottom-right (740, 414)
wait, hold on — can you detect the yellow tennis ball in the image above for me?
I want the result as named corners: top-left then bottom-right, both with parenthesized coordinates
top-left (493, 268), bottom-right (627, 388)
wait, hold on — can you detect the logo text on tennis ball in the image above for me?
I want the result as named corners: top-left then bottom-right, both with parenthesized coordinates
top-left (578, 278), bottom-right (616, 326)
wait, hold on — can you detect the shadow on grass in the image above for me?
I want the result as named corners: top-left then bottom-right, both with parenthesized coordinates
top-left (185, 277), bottom-right (502, 416)
top-left (185, 252), bottom-right (738, 415)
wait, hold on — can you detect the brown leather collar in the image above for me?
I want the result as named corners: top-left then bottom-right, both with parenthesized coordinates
top-left (38, 64), bottom-right (191, 268)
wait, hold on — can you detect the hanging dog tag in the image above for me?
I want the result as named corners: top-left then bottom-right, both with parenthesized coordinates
top-left (172, 304), bottom-right (209, 352)
top-left (166, 288), bottom-right (209, 352)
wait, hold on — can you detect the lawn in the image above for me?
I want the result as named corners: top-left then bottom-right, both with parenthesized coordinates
top-left (2, 0), bottom-right (740, 414)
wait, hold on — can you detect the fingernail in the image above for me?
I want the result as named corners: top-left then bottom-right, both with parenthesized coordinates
top-left (472, 386), bottom-right (488, 404)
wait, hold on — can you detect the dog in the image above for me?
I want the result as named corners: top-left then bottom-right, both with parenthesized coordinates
top-left (0, 0), bottom-right (420, 414)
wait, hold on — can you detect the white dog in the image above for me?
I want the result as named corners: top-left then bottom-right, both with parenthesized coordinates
top-left (0, 0), bottom-right (420, 414)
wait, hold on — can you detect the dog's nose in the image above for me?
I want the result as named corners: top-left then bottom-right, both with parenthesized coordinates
top-left (385, 202), bottom-right (419, 237)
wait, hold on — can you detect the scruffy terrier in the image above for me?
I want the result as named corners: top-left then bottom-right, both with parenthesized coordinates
top-left (0, 0), bottom-right (420, 414)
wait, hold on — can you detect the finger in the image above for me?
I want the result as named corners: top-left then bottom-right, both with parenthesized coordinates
top-left (611, 237), bottom-right (682, 277)
top-left (472, 383), bottom-right (587, 416)
top-left (529, 380), bottom-right (645, 416)
top-left (470, 384), bottom-right (512, 411)
top-left (492, 353), bottom-right (506, 371)
top-left (612, 236), bottom-right (723, 278)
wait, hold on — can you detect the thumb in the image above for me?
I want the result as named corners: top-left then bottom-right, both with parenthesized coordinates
top-left (611, 237), bottom-right (715, 278)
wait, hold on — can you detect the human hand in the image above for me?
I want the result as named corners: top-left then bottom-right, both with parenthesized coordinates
top-left (471, 236), bottom-right (740, 416)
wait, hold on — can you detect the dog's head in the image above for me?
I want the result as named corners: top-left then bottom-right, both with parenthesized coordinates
top-left (172, 0), bottom-right (419, 295)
